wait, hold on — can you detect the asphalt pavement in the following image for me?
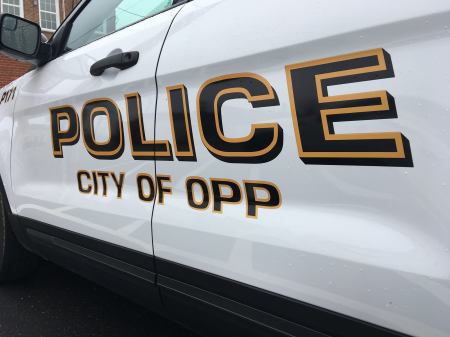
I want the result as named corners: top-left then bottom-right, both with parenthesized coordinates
top-left (0, 262), bottom-right (200, 337)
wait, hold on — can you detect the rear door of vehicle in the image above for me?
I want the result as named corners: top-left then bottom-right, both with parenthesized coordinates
top-left (10, 0), bottom-right (184, 279)
top-left (152, 0), bottom-right (450, 336)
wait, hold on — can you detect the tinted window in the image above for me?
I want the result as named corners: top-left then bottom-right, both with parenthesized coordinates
top-left (65, 0), bottom-right (173, 51)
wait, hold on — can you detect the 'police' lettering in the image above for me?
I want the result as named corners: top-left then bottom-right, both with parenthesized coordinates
top-left (50, 105), bottom-right (79, 158)
top-left (197, 73), bottom-right (283, 163)
top-left (126, 92), bottom-right (172, 160)
top-left (82, 99), bottom-right (124, 160)
top-left (285, 48), bottom-right (413, 167)
top-left (51, 48), bottom-right (413, 167)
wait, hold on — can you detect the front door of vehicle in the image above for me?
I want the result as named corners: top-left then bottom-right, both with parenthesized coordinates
top-left (11, 0), bottom-right (182, 257)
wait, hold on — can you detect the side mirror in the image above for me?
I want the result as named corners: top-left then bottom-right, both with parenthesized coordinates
top-left (0, 14), bottom-right (41, 61)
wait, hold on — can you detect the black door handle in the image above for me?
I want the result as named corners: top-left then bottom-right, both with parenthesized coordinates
top-left (90, 51), bottom-right (139, 76)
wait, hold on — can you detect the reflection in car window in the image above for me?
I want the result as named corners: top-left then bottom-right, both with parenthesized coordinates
top-left (65, 0), bottom-right (173, 51)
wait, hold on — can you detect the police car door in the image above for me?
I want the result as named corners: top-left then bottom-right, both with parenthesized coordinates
top-left (152, 0), bottom-right (450, 336)
top-left (11, 1), bottom-right (184, 262)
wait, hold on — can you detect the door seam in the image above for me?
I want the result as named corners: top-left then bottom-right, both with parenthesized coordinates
top-left (150, 4), bottom-right (187, 278)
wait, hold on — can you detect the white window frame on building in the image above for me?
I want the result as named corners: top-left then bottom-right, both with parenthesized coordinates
top-left (0, 0), bottom-right (24, 17)
top-left (38, 0), bottom-right (60, 32)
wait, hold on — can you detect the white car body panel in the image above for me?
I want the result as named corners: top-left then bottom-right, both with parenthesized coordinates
top-left (0, 0), bottom-right (448, 336)
top-left (153, 1), bottom-right (450, 336)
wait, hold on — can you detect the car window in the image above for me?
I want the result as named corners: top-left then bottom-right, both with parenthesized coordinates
top-left (65, 0), bottom-right (173, 51)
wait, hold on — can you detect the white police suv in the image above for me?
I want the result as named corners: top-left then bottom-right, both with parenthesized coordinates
top-left (0, 1), bottom-right (448, 336)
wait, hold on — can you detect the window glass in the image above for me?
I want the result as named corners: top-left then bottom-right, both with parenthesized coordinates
top-left (39, 0), bottom-right (59, 31)
top-left (65, 0), bottom-right (173, 51)
top-left (1, 0), bottom-right (22, 17)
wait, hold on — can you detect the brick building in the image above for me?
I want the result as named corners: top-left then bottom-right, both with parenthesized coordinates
top-left (0, 0), bottom-right (81, 87)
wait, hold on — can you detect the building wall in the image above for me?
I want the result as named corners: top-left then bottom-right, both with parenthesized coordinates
top-left (0, 0), bottom-right (81, 88)
top-left (0, 54), bottom-right (32, 88)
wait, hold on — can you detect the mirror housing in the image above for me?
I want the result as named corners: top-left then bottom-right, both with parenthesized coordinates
top-left (0, 13), bottom-right (49, 64)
